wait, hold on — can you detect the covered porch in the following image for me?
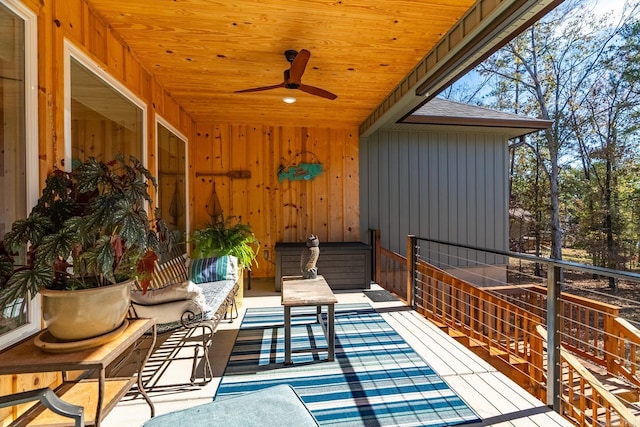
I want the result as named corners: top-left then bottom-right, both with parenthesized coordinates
top-left (0, 0), bottom-right (577, 425)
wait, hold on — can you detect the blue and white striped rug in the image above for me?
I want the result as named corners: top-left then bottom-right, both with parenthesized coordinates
top-left (216, 304), bottom-right (479, 426)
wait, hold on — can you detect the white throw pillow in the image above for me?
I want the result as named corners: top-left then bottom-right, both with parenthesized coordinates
top-left (131, 281), bottom-right (201, 305)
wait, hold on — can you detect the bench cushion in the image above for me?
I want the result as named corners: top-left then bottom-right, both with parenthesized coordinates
top-left (142, 385), bottom-right (319, 426)
top-left (199, 279), bottom-right (236, 317)
top-left (131, 280), bottom-right (236, 333)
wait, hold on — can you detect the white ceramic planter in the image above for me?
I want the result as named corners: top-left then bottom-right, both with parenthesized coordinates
top-left (41, 280), bottom-right (132, 341)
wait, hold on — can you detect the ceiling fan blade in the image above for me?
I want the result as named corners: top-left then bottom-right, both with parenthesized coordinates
top-left (288, 49), bottom-right (310, 83)
top-left (234, 83), bottom-right (284, 93)
top-left (298, 84), bottom-right (337, 100)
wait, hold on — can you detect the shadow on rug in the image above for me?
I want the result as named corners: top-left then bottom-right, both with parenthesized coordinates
top-left (216, 304), bottom-right (479, 426)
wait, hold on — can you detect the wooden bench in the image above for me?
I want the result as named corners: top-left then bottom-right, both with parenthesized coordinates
top-left (129, 253), bottom-right (239, 383)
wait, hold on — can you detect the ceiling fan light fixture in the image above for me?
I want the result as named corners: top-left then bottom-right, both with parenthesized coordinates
top-left (283, 96), bottom-right (297, 104)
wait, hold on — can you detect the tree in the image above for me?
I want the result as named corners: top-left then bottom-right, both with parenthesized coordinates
top-left (567, 19), bottom-right (640, 285)
top-left (448, 0), bottom-right (640, 264)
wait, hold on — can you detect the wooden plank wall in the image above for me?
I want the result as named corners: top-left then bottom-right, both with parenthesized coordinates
top-left (1, 0), bottom-right (195, 424)
top-left (192, 123), bottom-right (360, 279)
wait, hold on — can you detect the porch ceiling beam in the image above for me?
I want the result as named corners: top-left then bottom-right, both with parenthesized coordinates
top-left (359, 0), bottom-right (564, 138)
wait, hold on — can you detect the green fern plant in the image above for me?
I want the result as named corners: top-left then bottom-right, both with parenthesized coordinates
top-left (0, 155), bottom-right (174, 309)
top-left (191, 216), bottom-right (259, 269)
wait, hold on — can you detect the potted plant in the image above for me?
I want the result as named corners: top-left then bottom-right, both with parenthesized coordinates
top-left (191, 215), bottom-right (259, 270)
top-left (0, 155), bottom-right (173, 342)
top-left (190, 215), bottom-right (259, 305)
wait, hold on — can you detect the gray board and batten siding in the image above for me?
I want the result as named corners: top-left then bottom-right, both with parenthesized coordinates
top-left (359, 98), bottom-right (552, 287)
top-left (360, 127), bottom-right (511, 285)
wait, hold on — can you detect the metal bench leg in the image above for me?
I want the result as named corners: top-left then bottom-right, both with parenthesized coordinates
top-left (0, 388), bottom-right (84, 427)
top-left (190, 323), bottom-right (214, 384)
top-left (223, 294), bottom-right (238, 322)
top-left (228, 297), bottom-right (238, 321)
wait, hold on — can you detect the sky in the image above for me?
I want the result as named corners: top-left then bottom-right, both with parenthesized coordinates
top-left (445, 0), bottom-right (634, 103)
top-left (591, 0), bottom-right (629, 16)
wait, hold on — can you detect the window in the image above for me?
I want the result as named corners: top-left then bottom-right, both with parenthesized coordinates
top-left (64, 41), bottom-right (146, 169)
top-left (157, 118), bottom-right (188, 252)
top-left (0, 0), bottom-right (39, 349)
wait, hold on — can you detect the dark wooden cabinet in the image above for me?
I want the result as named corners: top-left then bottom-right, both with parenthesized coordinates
top-left (275, 242), bottom-right (372, 291)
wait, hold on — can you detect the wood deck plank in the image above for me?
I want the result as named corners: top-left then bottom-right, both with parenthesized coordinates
top-left (382, 307), bottom-right (493, 375)
top-left (377, 305), bottom-right (573, 426)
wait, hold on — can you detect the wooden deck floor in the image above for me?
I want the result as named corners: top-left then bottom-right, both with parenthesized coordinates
top-left (103, 279), bottom-right (572, 426)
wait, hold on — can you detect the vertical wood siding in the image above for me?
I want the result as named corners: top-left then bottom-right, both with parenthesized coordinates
top-left (360, 128), bottom-right (509, 266)
top-left (1, 0), bottom-right (196, 423)
top-left (192, 124), bottom-right (360, 279)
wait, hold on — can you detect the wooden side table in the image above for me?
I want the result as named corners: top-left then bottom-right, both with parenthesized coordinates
top-left (281, 276), bottom-right (338, 365)
top-left (0, 318), bottom-right (156, 426)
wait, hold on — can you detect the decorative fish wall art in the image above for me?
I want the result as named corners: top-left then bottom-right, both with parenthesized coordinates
top-left (278, 162), bottom-right (323, 182)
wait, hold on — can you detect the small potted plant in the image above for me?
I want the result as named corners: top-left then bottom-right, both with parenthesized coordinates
top-left (0, 155), bottom-right (173, 342)
top-left (191, 215), bottom-right (259, 270)
top-left (190, 215), bottom-right (259, 305)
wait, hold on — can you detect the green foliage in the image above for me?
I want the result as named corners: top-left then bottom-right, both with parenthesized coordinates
top-left (191, 216), bottom-right (259, 270)
top-left (0, 155), bottom-right (174, 308)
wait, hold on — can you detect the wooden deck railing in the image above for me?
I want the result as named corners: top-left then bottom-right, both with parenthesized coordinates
top-left (488, 284), bottom-right (640, 389)
top-left (374, 242), bottom-right (408, 300)
top-left (416, 259), bottom-right (547, 395)
top-left (536, 325), bottom-right (639, 427)
top-left (371, 231), bottom-right (640, 426)
top-left (612, 318), bottom-right (640, 389)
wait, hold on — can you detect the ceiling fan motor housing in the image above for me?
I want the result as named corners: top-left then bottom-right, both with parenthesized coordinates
top-left (284, 49), bottom-right (298, 63)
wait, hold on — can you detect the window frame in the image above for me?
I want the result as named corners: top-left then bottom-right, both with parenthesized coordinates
top-left (63, 39), bottom-right (148, 172)
top-left (155, 115), bottom-right (190, 241)
top-left (0, 0), bottom-right (41, 350)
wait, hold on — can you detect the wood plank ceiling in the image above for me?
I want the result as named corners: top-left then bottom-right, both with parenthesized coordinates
top-left (86, 0), bottom-right (475, 128)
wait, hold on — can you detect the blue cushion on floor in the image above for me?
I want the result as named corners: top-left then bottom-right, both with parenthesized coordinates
top-left (142, 384), bottom-right (319, 426)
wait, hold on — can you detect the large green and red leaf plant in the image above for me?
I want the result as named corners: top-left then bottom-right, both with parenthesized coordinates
top-left (0, 155), bottom-right (174, 309)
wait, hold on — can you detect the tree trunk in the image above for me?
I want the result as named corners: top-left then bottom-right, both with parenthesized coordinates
top-left (534, 139), bottom-right (542, 276)
top-left (604, 156), bottom-right (617, 289)
top-left (549, 158), bottom-right (562, 260)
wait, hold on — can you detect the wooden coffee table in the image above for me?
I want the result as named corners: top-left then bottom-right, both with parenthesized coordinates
top-left (281, 275), bottom-right (338, 365)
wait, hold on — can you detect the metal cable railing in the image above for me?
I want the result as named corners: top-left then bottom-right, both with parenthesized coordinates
top-left (370, 230), bottom-right (640, 426)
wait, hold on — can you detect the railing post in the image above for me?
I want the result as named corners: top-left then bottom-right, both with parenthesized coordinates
top-left (547, 265), bottom-right (562, 411)
top-left (407, 235), bottom-right (417, 309)
top-left (372, 229), bottom-right (381, 285)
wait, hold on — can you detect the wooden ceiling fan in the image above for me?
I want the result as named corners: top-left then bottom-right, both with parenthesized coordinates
top-left (234, 49), bottom-right (337, 100)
